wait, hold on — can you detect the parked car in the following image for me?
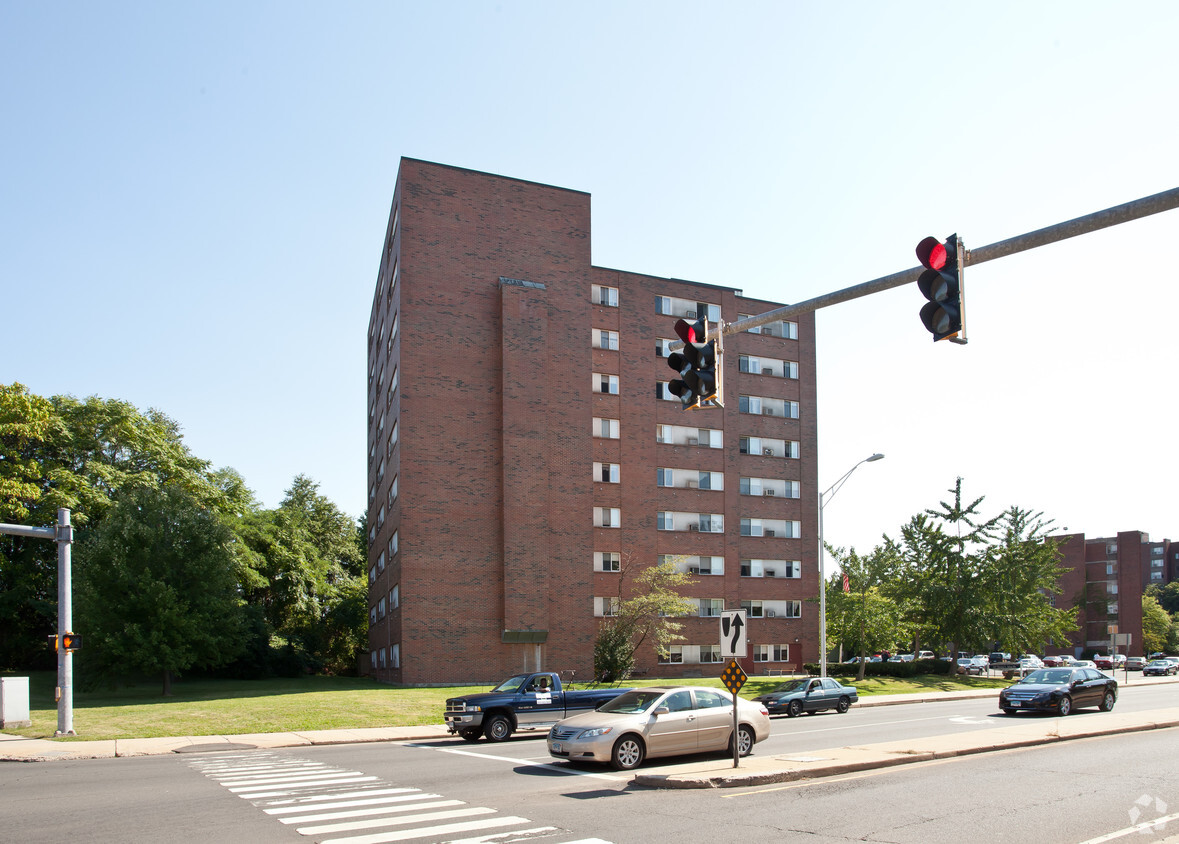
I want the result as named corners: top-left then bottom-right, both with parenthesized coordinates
top-left (989, 652), bottom-right (1012, 664)
top-left (1041, 655), bottom-right (1073, 667)
top-left (755, 677), bottom-right (859, 717)
top-left (1143, 659), bottom-right (1178, 677)
top-left (999, 667), bottom-right (1118, 716)
top-left (1071, 660), bottom-right (1097, 669)
top-left (956, 658), bottom-right (986, 675)
top-left (1093, 654), bottom-right (1113, 669)
top-left (916, 650), bottom-right (935, 660)
top-left (1125, 656), bottom-right (1148, 671)
top-left (1111, 654), bottom-right (1127, 668)
top-left (444, 672), bottom-right (633, 742)
top-left (547, 686), bottom-right (771, 770)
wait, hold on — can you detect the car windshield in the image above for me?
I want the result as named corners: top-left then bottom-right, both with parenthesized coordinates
top-left (1019, 669), bottom-right (1073, 685)
top-left (598, 690), bottom-right (668, 714)
top-left (490, 675), bottom-right (531, 693)
top-left (769, 680), bottom-right (809, 694)
top-left (1148, 661), bottom-right (1169, 667)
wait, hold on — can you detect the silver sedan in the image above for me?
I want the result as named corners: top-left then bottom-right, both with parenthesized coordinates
top-left (547, 685), bottom-right (771, 771)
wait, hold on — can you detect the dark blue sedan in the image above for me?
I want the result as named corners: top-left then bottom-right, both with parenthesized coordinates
top-left (754, 677), bottom-right (859, 717)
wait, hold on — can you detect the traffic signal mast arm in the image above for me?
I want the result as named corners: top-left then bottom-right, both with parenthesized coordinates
top-left (666, 186), bottom-right (1179, 347)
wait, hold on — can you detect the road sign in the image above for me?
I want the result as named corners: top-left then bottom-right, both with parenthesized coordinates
top-left (720, 610), bottom-right (746, 658)
top-left (720, 658), bottom-right (747, 695)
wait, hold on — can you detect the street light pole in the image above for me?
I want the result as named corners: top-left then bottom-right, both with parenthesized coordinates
top-left (818, 454), bottom-right (884, 678)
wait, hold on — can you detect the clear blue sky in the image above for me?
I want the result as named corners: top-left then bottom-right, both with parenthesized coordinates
top-left (4, 2), bottom-right (1177, 555)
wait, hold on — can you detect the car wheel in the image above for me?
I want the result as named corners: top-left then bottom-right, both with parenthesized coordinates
top-left (787, 700), bottom-right (803, 717)
top-left (1099, 690), bottom-right (1116, 712)
top-left (459, 728), bottom-right (482, 742)
top-left (836, 696), bottom-right (851, 714)
top-left (483, 714), bottom-right (513, 742)
top-left (1057, 695), bottom-right (1073, 717)
top-left (728, 724), bottom-right (756, 757)
top-left (610, 735), bottom-right (645, 771)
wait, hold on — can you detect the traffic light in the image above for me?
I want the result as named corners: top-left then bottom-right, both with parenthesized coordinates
top-left (60, 633), bottom-right (82, 651)
top-left (915, 234), bottom-right (967, 343)
top-left (666, 318), bottom-right (722, 409)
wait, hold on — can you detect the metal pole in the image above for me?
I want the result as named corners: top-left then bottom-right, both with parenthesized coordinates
top-left (669, 187), bottom-right (1179, 348)
top-left (56, 508), bottom-right (75, 736)
top-left (818, 455), bottom-right (884, 679)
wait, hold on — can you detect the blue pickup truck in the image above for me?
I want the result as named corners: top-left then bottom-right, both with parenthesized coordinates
top-left (445, 672), bottom-right (631, 742)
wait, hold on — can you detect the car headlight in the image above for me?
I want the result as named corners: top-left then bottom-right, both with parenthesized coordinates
top-left (576, 727), bottom-right (613, 739)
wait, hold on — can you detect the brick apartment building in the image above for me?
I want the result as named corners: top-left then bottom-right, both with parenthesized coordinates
top-left (1051, 530), bottom-right (1175, 656)
top-left (365, 159), bottom-right (819, 685)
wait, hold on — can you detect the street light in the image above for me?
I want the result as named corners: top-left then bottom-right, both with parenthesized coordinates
top-left (818, 453), bottom-right (884, 678)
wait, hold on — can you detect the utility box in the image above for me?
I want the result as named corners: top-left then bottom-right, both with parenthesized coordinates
top-left (0, 676), bottom-right (32, 728)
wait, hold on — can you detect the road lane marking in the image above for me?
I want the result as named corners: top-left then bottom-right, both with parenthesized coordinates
top-left (405, 743), bottom-right (626, 781)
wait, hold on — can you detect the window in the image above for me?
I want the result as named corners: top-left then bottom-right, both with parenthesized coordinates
top-left (368, 483), bottom-right (376, 503)
top-left (593, 417), bottom-right (620, 439)
top-left (592, 284), bottom-right (619, 307)
top-left (388, 366), bottom-right (399, 399)
top-left (389, 529), bottom-right (399, 557)
top-left (377, 504), bottom-right (385, 528)
top-left (377, 551), bottom-right (386, 573)
top-left (391, 643), bottom-right (400, 668)
top-left (388, 474), bottom-right (398, 505)
top-left (754, 644), bottom-right (790, 662)
top-left (655, 338), bottom-right (674, 358)
top-left (388, 313), bottom-right (399, 349)
top-left (369, 605), bottom-right (377, 626)
top-left (699, 598), bottom-right (724, 617)
top-left (596, 596), bottom-right (621, 617)
top-left (595, 462), bottom-right (620, 483)
top-left (378, 596), bottom-right (386, 620)
top-left (657, 511), bottom-right (675, 531)
top-left (379, 647), bottom-right (386, 669)
top-left (595, 507), bottom-right (621, 528)
top-left (368, 566), bottom-right (376, 585)
top-left (657, 468), bottom-right (673, 487)
top-left (663, 645), bottom-right (684, 664)
top-left (593, 329), bottom-right (620, 350)
top-left (783, 601), bottom-right (802, 618)
top-left (741, 600), bottom-right (764, 618)
top-left (594, 373), bottom-right (619, 394)
top-left (700, 645), bottom-right (721, 663)
top-left (390, 584), bottom-right (399, 609)
top-left (388, 256), bottom-right (399, 299)
top-left (597, 552), bottom-right (621, 572)
top-left (386, 422), bottom-right (398, 456)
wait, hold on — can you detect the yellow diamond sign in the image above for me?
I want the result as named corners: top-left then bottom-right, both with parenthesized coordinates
top-left (720, 658), bottom-right (747, 694)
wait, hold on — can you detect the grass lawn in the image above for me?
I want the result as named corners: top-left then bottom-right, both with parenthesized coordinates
top-left (1, 670), bottom-right (1007, 742)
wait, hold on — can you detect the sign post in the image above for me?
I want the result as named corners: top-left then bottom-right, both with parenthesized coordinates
top-left (720, 610), bottom-right (748, 768)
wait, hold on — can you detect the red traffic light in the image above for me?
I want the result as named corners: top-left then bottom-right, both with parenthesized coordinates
top-left (916, 236), bottom-right (948, 271)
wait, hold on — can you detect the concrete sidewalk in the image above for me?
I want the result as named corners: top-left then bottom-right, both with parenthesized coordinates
top-left (3, 681), bottom-right (1176, 792)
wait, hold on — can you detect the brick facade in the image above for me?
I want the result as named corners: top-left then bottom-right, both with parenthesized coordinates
top-left (366, 159), bottom-right (818, 685)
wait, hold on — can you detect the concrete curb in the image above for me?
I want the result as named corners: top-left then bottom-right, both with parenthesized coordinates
top-left (631, 710), bottom-right (1179, 789)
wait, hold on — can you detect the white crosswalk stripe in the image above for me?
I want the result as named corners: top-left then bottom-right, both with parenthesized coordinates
top-left (187, 749), bottom-right (612, 843)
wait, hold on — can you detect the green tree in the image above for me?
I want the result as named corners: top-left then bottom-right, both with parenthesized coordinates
top-left (826, 545), bottom-right (910, 680)
top-left (75, 486), bottom-right (246, 694)
top-left (0, 384), bottom-right (251, 670)
top-left (1141, 594), bottom-right (1171, 656)
top-left (980, 506), bottom-right (1077, 654)
top-left (888, 479), bottom-right (1001, 659)
top-left (230, 475), bottom-right (365, 674)
top-left (594, 556), bottom-right (697, 681)
top-left (1146, 581), bottom-right (1179, 615)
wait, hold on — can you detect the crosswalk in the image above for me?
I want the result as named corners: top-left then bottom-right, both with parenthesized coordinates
top-left (187, 750), bottom-right (612, 844)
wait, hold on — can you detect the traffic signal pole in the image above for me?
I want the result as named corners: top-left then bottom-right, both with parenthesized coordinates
top-left (0, 508), bottom-right (76, 735)
top-left (670, 186), bottom-right (1179, 345)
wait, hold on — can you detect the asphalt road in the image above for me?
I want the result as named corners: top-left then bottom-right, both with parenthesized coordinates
top-left (3, 682), bottom-right (1177, 844)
